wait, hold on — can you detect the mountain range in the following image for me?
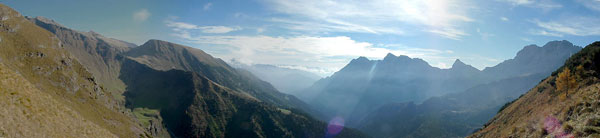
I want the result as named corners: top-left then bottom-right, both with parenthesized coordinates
top-left (301, 40), bottom-right (581, 137)
top-left (0, 4), bottom-right (367, 138)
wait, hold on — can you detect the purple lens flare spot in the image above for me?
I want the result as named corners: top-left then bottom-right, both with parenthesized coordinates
top-left (327, 117), bottom-right (345, 135)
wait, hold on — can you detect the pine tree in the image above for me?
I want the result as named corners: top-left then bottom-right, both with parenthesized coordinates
top-left (556, 68), bottom-right (577, 97)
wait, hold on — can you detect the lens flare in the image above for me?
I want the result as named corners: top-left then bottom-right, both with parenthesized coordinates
top-left (327, 117), bottom-right (345, 136)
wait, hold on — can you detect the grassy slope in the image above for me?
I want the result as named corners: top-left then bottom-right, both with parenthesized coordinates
top-left (470, 41), bottom-right (600, 137)
top-left (0, 4), bottom-right (145, 137)
top-left (0, 63), bottom-right (117, 138)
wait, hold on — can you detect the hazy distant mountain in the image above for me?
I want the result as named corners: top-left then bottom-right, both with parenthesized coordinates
top-left (483, 40), bottom-right (582, 80)
top-left (359, 74), bottom-right (547, 137)
top-left (357, 41), bottom-right (582, 138)
top-left (471, 41), bottom-right (600, 138)
top-left (7, 4), bottom-right (368, 137)
top-left (301, 53), bottom-right (486, 125)
top-left (229, 60), bottom-right (322, 95)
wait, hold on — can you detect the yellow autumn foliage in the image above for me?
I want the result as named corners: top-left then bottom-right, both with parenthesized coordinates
top-left (556, 68), bottom-right (577, 96)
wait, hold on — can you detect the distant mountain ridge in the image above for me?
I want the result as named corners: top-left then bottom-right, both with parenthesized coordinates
top-left (483, 40), bottom-right (581, 79)
top-left (302, 40), bottom-right (581, 131)
top-left (354, 40), bottom-right (582, 137)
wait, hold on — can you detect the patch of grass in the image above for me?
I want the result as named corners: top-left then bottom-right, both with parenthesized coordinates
top-left (132, 108), bottom-right (160, 127)
top-left (278, 108), bottom-right (291, 115)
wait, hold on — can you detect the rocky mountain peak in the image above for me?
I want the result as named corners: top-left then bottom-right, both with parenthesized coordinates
top-left (28, 16), bottom-right (65, 28)
top-left (383, 53), bottom-right (396, 60)
top-left (452, 59), bottom-right (467, 68)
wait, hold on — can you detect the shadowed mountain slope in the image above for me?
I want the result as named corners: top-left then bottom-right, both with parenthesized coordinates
top-left (126, 39), bottom-right (317, 115)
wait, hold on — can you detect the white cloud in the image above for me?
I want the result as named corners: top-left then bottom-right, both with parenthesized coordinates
top-left (166, 20), bottom-right (241, 34)
top-left (203, 3), bottom-right (213, 11)
top-left (532, 17), bottom-right (600, 36)
top-left (199, 26), bottom-right (241, 33)
top-left (500, 17), bottom-right (509, 21)
top-left (521, 37), bottom-right (534, 42)
top-left (262, 0), bottom-right (474, 40)
top-left (576, 0), bottom-right (600, 11)
top-left (529, 29), bottom-right (563, 37)
top-left (502, 0), bottom-right (534, 5)
top-left (256, 27), bottom-right (265, 33)
top-left (477, 28), bottom-right (495, 40)
top-left (133, 9), bottom-right (151, 22)
top-left (428, 28), bottom-right (468, 40)
top-left (498, 0), bottom-right (562, 11)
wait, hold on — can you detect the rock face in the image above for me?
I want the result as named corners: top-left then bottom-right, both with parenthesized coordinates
top-left (470, 41), bottom-right (600, 138)
top-left (0, 4), bottom-right (145, 137)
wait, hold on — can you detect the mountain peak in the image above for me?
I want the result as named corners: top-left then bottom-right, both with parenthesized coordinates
top-left (383, 53), bottom-right (397, 60)
top-left (451, 59), bottom-right (467, 68)
top-left (516, 40), bottom-right (580, 59)
top-left (543, 40), bottom-right (573, 48)
top-left (140, 39), bottom-right (185, 50)
top-left (27, 16), bottom-right (66, 28)
top-left (450, 59), bottom-right (479, 72)
top-left (356, 56), bottom-right (370, 61)
top-left (143, 39), bottom-right (168, 45)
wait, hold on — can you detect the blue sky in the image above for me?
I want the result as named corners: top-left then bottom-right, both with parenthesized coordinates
top-left (4, 0), bottom-right (600, 76)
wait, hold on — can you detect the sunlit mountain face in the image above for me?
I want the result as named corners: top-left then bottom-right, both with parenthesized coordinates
top-left (1, 0), bottom-right (600, 138)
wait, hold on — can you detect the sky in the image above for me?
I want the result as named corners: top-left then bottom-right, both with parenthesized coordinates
top-left (4, 0), bottom-right (600, 76)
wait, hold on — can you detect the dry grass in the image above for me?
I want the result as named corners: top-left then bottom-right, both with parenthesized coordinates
top-left (471, 75), bottom-right (600, 137)
top-left (0, 63), bottom-right (117, 137)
